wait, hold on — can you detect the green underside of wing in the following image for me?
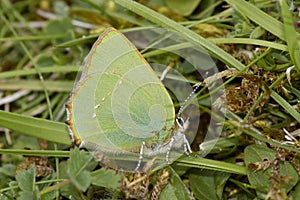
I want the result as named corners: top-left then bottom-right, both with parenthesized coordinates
top-left (69, 28), bottom-right (176, 152)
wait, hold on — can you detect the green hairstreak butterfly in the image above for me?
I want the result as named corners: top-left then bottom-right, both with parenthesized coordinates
top-left (66, 28), bottom-right (192, 172)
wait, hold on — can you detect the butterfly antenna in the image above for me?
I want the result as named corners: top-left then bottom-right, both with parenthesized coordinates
top-left (177, 81), bottom-right (203, 120)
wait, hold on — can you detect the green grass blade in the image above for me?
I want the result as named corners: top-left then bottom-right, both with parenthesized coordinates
top-left (114, 0), bottom-right (247, 71)
top-left (0, 149), bottom-right (70, 157)
top-left (270, 90), bottom-right (300, 124)
top-left (0, 110), bottom-right (70, 145)
top-left (0, 80), bottom-right (73, 92)
top-left (225, 0), bottom-right (286, 41)
top-left (175, 156), bottom-right (247, 175)
top-left (279, 0), bottom-right (300, 73)
top-left (209, 38), bottom-right (287, 51)
top-left (0, 66), bottom-right (79, 79)
top-left (0, 34), bottom-right (66, 42)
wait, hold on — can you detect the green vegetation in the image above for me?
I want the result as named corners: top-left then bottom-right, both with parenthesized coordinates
top-left (0, 0), bottom-right (299, 199)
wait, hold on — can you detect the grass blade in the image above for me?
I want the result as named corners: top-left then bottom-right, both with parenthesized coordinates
top-left (0, 110), bottom-right (70, 145)
top-left (114, 0), bottom-right (247, 71)
top-left (279, 0), bottom-right (300, 73)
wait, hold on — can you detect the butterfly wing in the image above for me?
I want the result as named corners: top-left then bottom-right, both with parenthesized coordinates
top-left (66, 28), bottom-right (175, 170)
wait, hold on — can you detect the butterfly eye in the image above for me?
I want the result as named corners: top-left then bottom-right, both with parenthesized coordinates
top-left (176, 117), bottom-right (185, 129)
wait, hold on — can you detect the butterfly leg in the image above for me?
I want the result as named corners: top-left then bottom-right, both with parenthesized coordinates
top-left (165, 134), bottom-right (192, 164)
top-left (135, 141), bottom-right (145, 171)
top-left (165, 137), bottom-right (175, 164)
top-left (183, 135), bottom-right (192, 156)
top-left (177, 117), bottom-right (192, 156)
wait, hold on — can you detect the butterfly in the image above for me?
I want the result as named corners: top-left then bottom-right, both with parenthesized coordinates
top-left (66, 28), bottom-right (192, 172)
